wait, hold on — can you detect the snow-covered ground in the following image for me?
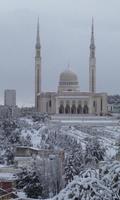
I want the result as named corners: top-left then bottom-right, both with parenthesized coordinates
top-left (19, 117), bottom-right (120, 159)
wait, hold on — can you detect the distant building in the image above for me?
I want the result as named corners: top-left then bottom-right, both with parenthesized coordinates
top-left (35, 19), bottom-right (107, 115)
top-left (15, 146), bottom-right (64, 193)
top-left (15, 146), bottom-right (64, 169)
top-left (4, 90), bottom-right (16, 107)
top-left (107, 104), bottom-right (114, 113)
top-left (107, 103), bottom-right (120, 113)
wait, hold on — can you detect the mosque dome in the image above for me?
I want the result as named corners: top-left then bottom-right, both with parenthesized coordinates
top-left (58, 68), bottom-right (80, 93)
top-left (59, 69), bottom-right (78, 82)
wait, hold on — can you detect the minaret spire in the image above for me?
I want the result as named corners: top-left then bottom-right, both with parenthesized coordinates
top-left (35, 17), bottom-right (41, 110)
top-left (89, 17), bottom-right (96, 93)
top-left (36, 17), bottom-right (41, 49)
top-left (90, 17), bottom-right (95, 55)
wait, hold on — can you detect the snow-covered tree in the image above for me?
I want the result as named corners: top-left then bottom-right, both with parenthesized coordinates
top-left (5, 147), bottom-right (14, 165)
top-left (84, 137), bottom-right (105, 167)
top-left (64, 142), bottom-right (84, 184)
top-left (24, 171), bottom-right (43, 198)
top-left (54, 168), bottom-right (112, 200)
top-left (16, 168), bottom-right (43, 199)
top-left (100, 160), bottom-right (120, 199)
top-left (116, 136), bottom-right (120, 161)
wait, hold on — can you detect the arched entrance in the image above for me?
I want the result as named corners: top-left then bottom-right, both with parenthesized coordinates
top-left (71, 104), bottom-right (76, 114)
top-left (83, 105), bottom-right (89, 114)
top-left (77, 105), bottom-right (82, 114)
top-left (65, 104), bottom-right (70, 114)
top-left (59, 104), bottom-right (64, 114)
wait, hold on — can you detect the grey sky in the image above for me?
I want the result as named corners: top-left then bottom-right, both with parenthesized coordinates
top-left (0, 0), bottom-right (120, 106)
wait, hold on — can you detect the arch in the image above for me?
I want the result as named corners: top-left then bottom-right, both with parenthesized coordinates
top-left (59, 104), bottom-right (64, 114)
top-left (65, 104), bottom-right (70, 114)
top-left (77, 104), bottom-right (82, 114)
top-left (83, 105), bottom-right (89, 114)
top-left (71, 104), bottom-right (76, 114)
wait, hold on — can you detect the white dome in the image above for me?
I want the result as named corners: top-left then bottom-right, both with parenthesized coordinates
top-left (59, 69), bottom-right (78, 82)
top-left (58, 68), bottom-right (80, 93)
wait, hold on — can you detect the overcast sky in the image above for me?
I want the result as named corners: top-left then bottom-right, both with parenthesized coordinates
top-left (0, 0), bottom-right (120, 106)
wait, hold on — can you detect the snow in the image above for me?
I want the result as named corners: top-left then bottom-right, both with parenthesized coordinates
top-left (21, 126), bottom-right (45, 148)
top-left (17, 191), bottom-right (27, 198)
top-left (19, 117), bottom-right (120, 160)
top-left (20, 117), bottom-right (34, 126)
top-left (1, 116), bottom-right (119, 200)
top-left (0, 172), bottom-right (16, 180)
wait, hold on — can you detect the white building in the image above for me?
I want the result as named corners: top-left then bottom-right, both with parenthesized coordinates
top-left (4, 90), bottom-right (16, 107)
top-left (35, 19), bottom-right (107, 116)
top-left (15, 146), bottom-right (64, 194)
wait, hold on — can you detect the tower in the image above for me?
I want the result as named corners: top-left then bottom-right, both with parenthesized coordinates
top-left (35, 18), bottom-right (41, 110)
top-left (89, 18), bottom-right (96, 93)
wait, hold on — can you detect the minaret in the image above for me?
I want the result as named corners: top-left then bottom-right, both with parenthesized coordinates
top-left (89, 18), bottom-right (96, 93)
top-left (35, 18), bottom-right (41, 110)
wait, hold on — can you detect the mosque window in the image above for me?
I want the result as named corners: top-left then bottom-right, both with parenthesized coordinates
top-left (59, 105), bottom-right (64, 114)
top-left (92, 69), bottom-right (94, 92)
top-left (101, 99), bottom-right (103, 112)
top-left (83, 105), bottom-right (89, 114)
top-left (93, 101), bottom-right (96, 107)
top-left (65, 104), bottom-right (70, 114)
top-left (77, 104), bottom-right (82, 114)
top-left (49, 100), bottom-right (51, 107)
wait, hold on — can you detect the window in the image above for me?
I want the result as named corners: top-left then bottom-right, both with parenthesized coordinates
top-left (49, 100), bottom-right (51, 107)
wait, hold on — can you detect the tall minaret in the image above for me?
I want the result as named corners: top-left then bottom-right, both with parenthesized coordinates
top-left (89, 18), bottom-right (96, 93)
top-left (35, 18), bottom-right (41, 110)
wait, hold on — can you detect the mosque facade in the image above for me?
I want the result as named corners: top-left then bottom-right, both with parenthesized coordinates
top-left (35, 19), bottom-right (107, 115)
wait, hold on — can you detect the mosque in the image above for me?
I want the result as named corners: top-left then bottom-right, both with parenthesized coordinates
top-left (35, 19), bottom-right (107, 115)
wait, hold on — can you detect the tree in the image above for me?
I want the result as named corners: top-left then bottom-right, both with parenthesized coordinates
top-left (116, 137), bottom-right (120, 161)
top-left (16, 168), bottom-right (43, 199)
top-left (64, 142), bottom-right (84, 184)
top-left (84, 137), bottom-right (105, 167)
top-left (24, 171), bottom-right (43, 198)
top-left (54, 168), bottom-right (112, 200)
top-left (5, 147), bottom-right (14, 165)
top-left (100, 161), bottom-right (120, 199)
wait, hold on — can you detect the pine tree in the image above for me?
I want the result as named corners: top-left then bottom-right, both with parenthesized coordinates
top-left (100, 161), bottom-right (120, 199)
top-left (85, 137), bottom-right (105, 167)
top-left (17, 168), bottom-right (43, 198)
top-left (64, 142), bottom-right (84, 184)
top-left (24, 171), bottom-right (43, 198)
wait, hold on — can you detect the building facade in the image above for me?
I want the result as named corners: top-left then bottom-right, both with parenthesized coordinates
top-left (4, 90), bottom-right (16, 107)
top-left (35, 19), bottom-right (107, 115)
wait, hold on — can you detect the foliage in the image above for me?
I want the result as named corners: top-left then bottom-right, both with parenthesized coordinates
top-left (100, 161), bottom-right (120, 199)
top-left (54, 168), bottom-right (112, 200)
top-left (84, 137), bottom-right (105, 167)
top-left (16, 168), bottom-right (43, 198)
top-left (64, 142), bottom-right (84, 184)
